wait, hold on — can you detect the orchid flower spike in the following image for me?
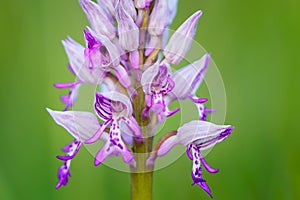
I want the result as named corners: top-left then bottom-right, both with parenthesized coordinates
top-left (157, 120), bottom-right (233, 198)
top-left (85, 92), bottom-right (141, 166)
top-left (141, 62), bottom-right (179, 122)
top-left (49, 0), bottom-right (233, 196)
top-left (164, 10), bottom-right (202, 65)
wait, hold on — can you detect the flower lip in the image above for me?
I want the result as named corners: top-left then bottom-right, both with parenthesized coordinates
top-left (191, 172), bottom-right (213, 198)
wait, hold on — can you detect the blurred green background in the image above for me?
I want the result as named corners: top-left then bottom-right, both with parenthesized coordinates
top-left (1, 0), bottom-right (299, 199)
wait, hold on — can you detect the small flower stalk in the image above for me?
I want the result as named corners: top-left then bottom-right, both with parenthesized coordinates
top-left (47, 1), bottom-right (233, 199)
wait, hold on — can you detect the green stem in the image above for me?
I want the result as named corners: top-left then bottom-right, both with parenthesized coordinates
top-left (130, 143), bottom-right (153, 200)
top-left (131, 83), bottom-right (154, 200)
top-left (130, 6), bottom-right (156, 200)
top-left (131, 171), bottom-right (153, 200)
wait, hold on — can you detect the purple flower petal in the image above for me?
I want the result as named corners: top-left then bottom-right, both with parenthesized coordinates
top-left (79, 0), bottom-right (116, 40)
top-left (148, 0), bottom-right (168, 36)
top-left (145, 35), bottom-right (159, 56)
top-left (115, 1), bottom-right (139, 51)
top-left (167, 0), bottom-right (178, 24)
top-left (114, 64), bottom-right (132, 87)
top-left (120, 0), bottom-right (137, 21)
top-left (56, 163), bottom-right (71, 189)
top-left (164, 10), bottom-right (202, 64)
top-left (190, 144), bottom-right (214, 198)
top-left (85, 119), bottom-right (112, 144)
top-left (94, 119), bottom-right (135, 166)
top-left (167, 54), bottom-right (210, 101)
top-left (55, 140), bottom-right (82, 189)
top-left (129, 50), bottom-right (140, 69)
top-left (123, 116), bottom-right (142, 137)
top-left (157, 121), bottom-right (233, 156)
top-left (46, 108), bottom-right (102, 142)
top-left (53, 81), bottom-right (79, 88)
top-left (94, 138), bottom-right (134, 166)
top-left (54, 83), bottom-right (81, 111)
top-left (97, 0), bottom-right (115, 18)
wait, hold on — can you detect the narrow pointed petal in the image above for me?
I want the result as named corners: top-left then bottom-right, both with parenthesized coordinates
top-left (97, 0), bottom-right (115, 18)
top-left (79, 0), bottom-right (116, 40)
top-left (46, 108), bottom-right (101, 141)
top-left (123, 116), bottom-right (142, 137)
top-left (129, 50), bottom-right (140, 69)
top-left (165, 107), bottom-right (180, 117)
top-left (115, 1), bottom-right (139, 51)
top-left (190, 144), bottom-right (214, 198)
top-left (197, 181), bottom-right (213, 198)
top-left (157, 135), bottom-right (177, 156)
top-left (94, 141), bottom-right (115, 166)
top-left (145, 35), bottom-right (160, 56)
top-left (141, 62), bottom-right (160, 94)
top-left (120, 122), bottom-right (134, 144)
top-left (167, 0), bottom-right (178, 24)
top-left (111, 37), bottom-right (128, 61)
top-left (85, 119), bottom-right (112, 144)
top-left (148, 0), bottom-right (168, 36)
top-left (56, 162), bottom-right (71, 189)
top-left (114, 64), bottom-right (131, 87)
top-left (162, 28), bottom-right (170, 49)
top-left (54, 82), bottom-right (79, 88)
top-left (168, 54), bottom-right (210, 100)
top-left (98, 0), bottom-right (115, 18)
top-left (120, 0), bottom-right (137, 21)
top-left (195, 102), bottom-right (212, 121)
top-left (54, 81), bottom-right (81, 111)
top-left (94, 138), bottom-right (134, 166)
top-left (200, 157), bottom-right (219, 173)
top-left (57, 141), bottom-right (82, 161)
top-left (63, 84), bottom-right (81, 111)
top-left (164, 10), bottom-right (202, 64)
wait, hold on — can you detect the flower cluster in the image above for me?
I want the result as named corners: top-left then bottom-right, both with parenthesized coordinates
top-left (47, 0), bottom-right (233, 198)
